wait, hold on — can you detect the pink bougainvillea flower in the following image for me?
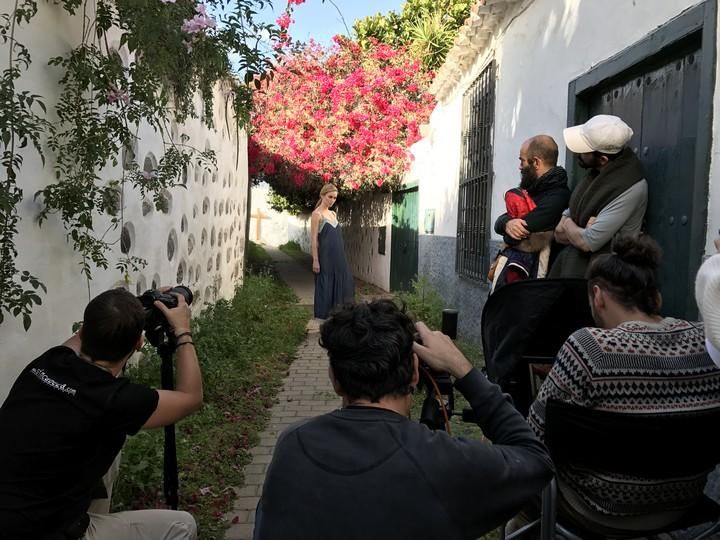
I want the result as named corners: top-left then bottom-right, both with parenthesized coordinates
top-left (276, 12), bottom-right (293, 30)
top-left (263, 162), bottom-right (276, 174)
top-left (288, 0), bottom-right (305, 5)
top-left (249, 36), bottom-right (434, 198)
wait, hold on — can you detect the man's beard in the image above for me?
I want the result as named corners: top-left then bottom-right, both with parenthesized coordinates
top-left (578, 154), bottom-right (599, 170)
top-left (520, 165), bottom-right (538, 190)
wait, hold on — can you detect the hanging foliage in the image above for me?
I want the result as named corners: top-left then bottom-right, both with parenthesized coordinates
top-left (0, 0), bottom-right (279, 328)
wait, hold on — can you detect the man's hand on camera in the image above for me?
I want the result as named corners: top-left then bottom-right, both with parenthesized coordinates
top-left (154, 289), bottom-right (191, 337)
top-left (412, 322), bottom-right (473, 380)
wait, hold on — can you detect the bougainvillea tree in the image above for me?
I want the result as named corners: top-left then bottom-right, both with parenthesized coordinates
top-left (249, 36), bottom-right (435, 212)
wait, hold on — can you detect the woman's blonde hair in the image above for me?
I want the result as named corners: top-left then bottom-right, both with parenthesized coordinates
top-left (315, 183), bottom-right (338, 209)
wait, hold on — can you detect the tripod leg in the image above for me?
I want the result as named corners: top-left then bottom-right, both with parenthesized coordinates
top-left (161, 352), bottom-right (179, 510)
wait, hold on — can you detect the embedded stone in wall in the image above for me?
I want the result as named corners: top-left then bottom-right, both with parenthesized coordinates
top-left (177, 259), bottom-right (186, 284)
top-left (142, 199), bottom-right (153, 216)
top-left (159, 189), bottom-right (172, 214)
top-left (122, 141), bottom-right (137, 170)
top-left (167, 229), bottom-right (177, 261)
top-left (121, 222), bottom-right (134, 254)
top-left (135, 274), bottom-right (147, 296)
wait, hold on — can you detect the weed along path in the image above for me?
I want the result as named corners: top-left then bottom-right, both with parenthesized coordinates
top-left (224, 246), bottom-right (341, 540)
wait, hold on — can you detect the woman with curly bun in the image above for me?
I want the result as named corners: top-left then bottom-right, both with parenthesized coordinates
top-left (527, 234), bottom-right (720, 535)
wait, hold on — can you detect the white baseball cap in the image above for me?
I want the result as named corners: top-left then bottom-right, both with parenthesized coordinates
top-left (563, 114), bottom-right (634, 154)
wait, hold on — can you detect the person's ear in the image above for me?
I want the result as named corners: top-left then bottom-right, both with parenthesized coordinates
top-left (598, 155), bottom-right (610, 168)
top-left (592, 285), bottom-right (605, 309)
top-left (411, 354), bottom-right (420, 388)
top-left (135, 334), bottom-right (144, 352)
top-left (328, 365), bottom-right (343, 397)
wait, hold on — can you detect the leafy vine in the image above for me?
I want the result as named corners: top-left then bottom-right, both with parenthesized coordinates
top-left (0, 0), bottom-right (280, 328)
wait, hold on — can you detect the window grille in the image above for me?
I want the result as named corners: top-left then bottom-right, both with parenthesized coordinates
top-left (456, 61), bottom-right (496, 281)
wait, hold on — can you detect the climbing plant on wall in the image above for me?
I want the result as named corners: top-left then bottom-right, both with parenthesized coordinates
top-left (0, 0), bottom-right (280, 328)
top-left (249, 36), bottom-right (435, 213)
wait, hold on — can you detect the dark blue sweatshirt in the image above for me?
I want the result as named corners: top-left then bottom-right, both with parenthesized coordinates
top-left (254, 369), bottom-right (554, 540)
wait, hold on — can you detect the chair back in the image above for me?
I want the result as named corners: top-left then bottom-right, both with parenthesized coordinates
top-left (544, 399), bottom-right (720, 478)
top-left (481, 278), bottom-right (594, 415)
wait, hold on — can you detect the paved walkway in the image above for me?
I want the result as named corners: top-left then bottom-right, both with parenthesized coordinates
top-left (223, 246), bottom-right (341, 540)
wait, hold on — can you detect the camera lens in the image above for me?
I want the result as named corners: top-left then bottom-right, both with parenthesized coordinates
top-left (168, 286), bottom-right (193, 306)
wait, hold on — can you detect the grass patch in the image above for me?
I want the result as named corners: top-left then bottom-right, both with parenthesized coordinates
top-left (113, 272), bottom-right (311, 538)
top-left (278, 240), bottom-right (303, 254)
top-left (247, 241), bottom-right (273, 274)
top-left (278, 240), bottom-right (309, 263)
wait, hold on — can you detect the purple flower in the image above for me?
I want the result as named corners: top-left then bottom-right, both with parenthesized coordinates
top-left (182, 4), bottom-right (216, 34)
top-left (107, 86), bottom-right (129, 106)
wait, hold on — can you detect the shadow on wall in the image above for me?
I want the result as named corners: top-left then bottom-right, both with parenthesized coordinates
top-left (340, 191), bottom-right (392, 292)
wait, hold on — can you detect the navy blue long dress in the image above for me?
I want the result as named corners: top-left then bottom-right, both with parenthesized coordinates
top-left (314, 216), bottom-right (355, 319)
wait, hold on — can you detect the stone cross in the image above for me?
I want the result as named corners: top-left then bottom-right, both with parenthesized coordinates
top-left (251, 207), bottom-right (270, 241)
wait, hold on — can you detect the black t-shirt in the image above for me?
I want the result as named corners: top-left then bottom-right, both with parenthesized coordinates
top-left (0, 346), bottom-right (159, 539)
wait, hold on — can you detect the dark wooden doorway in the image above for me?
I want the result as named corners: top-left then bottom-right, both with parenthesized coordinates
top-left (568, 1), bottom-right (716, 319)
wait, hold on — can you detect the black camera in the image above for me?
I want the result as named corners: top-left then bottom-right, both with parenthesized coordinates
top-left (137, 286), bottom-right (193, 348)
top-left (416, 309), bottom-right (477, 432)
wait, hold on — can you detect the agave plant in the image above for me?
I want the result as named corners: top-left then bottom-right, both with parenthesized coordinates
top-left (409, 11), bottom-right (458, 71)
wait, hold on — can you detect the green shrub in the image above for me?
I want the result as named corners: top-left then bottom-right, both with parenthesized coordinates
top-left (278, 240), bottom-right (302, 254)
top-left (395, 275), bottom-right (444, 330)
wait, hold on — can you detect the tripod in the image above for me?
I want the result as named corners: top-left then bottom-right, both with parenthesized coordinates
top-left (157, 340), bottom-right (179, 510)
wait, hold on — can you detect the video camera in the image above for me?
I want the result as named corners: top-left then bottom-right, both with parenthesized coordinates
top-left (416, 309), bottom-right (477, 432)
top-left (137, 285), bottom-right (193, 349)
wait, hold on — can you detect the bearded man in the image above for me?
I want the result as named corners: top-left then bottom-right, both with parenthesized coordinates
top-left (491, 135), bottom-right (570, 290)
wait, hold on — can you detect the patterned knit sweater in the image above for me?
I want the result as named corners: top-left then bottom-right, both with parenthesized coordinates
top-left (528, 318), bottom-right (720, 523)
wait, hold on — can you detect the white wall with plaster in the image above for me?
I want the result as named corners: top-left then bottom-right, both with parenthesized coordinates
top-left (341, 192), bottom-right (392, 292)
top-left (0, 4), bottom-right (249, 401)
top-left (248, 183), bottom-right (311, 251)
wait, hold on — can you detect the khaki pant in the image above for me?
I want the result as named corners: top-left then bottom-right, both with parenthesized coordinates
top-left (83, 453), bottom-right (197, 540)
top-left (84, 510), bottom-right (197, 540)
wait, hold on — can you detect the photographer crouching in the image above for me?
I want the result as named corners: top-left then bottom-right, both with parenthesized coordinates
top-left (254, 299), bottom-right (553, 540)
top-left (0, 287), bottom-right (202, 540)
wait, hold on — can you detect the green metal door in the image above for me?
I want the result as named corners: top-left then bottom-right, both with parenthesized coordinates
top-left (390, 187), bottom-right (419, 292)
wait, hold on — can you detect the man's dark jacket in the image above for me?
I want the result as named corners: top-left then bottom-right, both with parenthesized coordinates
top-left (254, 369), bottom-right (554, 540)
top-left (494, 166), bottom-right (570, 245)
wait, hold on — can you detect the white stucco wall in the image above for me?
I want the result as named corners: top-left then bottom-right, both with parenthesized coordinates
top-left (413, 0), bottom-right (707, 244)
top-left (341, 192), bottom-right (392, 291)
top-left (0, 4), bottom-right (249, 401)
top-left (248, 183), bottom-right (311, 251)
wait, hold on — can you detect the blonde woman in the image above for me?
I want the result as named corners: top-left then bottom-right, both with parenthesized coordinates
top-left (311, 184), bottom-right (354, 319)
